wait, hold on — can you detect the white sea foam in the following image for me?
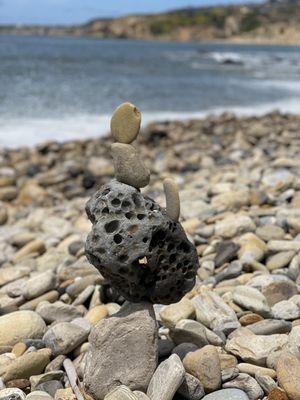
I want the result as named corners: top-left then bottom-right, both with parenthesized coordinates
top-left (1, 97), bottom-right (300, 148)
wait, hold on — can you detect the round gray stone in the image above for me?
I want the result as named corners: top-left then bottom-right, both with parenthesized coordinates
top-left (201, 389), bottom-right (249, 400)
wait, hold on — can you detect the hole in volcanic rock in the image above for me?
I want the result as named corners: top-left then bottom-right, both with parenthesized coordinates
top-left (121, 200), bottom-right (131, 208)
top-left (113, 234), bottom-right (123, 244)
top-left (125, 212), bottom-right (134, 219)
top-left (169, 254), bottom-right (176, 263)
top-left (177, 241), bottom-right (191, 253)
top-left (105, 220), bottom-right (119, 233)
top-left (111, 198), bottom-right (121, 206)
top-left (149, 229), bottom-right (166, 249)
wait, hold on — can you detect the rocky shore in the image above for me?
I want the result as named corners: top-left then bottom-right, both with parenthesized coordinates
top-left (1, 111), bottom-right (300, 400)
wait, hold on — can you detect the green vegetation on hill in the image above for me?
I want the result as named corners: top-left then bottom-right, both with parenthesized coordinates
top-left (0, 1), bottom-right (300, 44)
top-left (149, 7), bottom-right (234, 35)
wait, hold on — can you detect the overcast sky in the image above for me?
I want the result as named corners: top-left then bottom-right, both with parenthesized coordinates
top-left (0, 0), bottom-right (264, 25)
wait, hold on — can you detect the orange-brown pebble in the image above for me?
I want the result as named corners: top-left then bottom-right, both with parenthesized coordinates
top-left (267, 388), bottom-right (288, 400)
top-left (12, 342), bottom-right (27, 357)
top-left (239, 313), bottom-right (264, 326)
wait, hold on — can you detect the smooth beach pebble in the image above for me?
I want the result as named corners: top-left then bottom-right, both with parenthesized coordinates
top-left (104, 385), bottom-right (138, 400)
top-left (22, 271), bottom-right (57, 300)
top-left (201, 389), bottom-right (250, 400)
top-left (85, 305), bottom-right (108, 325)
top-left (3, 348), bottom-right (51, 382)
top-left (277, 352), bottom-right (300, 399)
top-left (110, 102), bottom-right (141, 144)
top-left (147, 354), bottom-right (185, 400)
top-left (0, 311), bottom-right (46, 347)
top-left (222, 373), bottom-right (264, 400)
top-left (132, 392), bottom-right (150, 400)
top-left (12, 343), bottom-right (27, 357)
top-left (43, 322), bottom-right (88, 356)
top-left (0, 388), bottom-right (26, 400)
top-left (111, 143), bottom-right (150, 188)
top-left (12, 239), bottom-right (46, 262)
top-left (183, 345), bottom-right (221, 393)
top-left (177, 373), bottom-right (205, 400)
top-left (159, 299), bottom-right (195, 328)
top-left (26, 390), bottom-right (54, 400)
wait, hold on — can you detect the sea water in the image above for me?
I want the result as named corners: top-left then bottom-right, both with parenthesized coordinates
top-left (0, 35), bottom-right (300, 147)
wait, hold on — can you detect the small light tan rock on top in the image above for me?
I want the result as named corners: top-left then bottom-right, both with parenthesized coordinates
top-left (110, 102), bottom-right (141, 144)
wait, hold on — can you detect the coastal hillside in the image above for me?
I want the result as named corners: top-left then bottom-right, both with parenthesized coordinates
top-left (1, 0), bottom-right (300, 44)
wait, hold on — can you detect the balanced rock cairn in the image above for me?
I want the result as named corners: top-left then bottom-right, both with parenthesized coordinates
top-left (83, 103), bottom-right (199, 399)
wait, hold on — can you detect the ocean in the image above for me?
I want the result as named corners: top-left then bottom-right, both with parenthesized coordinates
top-left (1, 35), bottom-right (300, 147)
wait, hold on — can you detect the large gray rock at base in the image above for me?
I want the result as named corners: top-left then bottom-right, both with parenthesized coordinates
top-left (201, 389), bottom-right (249, 400)
top-left (147, 354), bottom-right (185, 400)
top-left (84, 302), bottom-right (158, 400)
top-left (85, 181), bottom-right (198, 304)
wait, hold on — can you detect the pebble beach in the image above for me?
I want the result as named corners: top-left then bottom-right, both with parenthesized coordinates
top-left (1, 111), bottom-right (300, 400)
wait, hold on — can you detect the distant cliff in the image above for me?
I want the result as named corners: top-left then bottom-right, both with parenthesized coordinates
top-left (1, 1), bottom-right (300, 44)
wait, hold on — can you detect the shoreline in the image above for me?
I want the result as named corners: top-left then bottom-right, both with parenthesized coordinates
top-left (1, 32), bottom-right (300, 47)
top-left (1, 106), bottom-right (300, 150)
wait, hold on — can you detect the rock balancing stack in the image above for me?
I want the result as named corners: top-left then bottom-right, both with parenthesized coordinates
top-left (83, 102), bottom-right (199, 399)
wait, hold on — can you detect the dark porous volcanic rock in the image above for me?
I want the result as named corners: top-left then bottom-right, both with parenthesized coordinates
top-left (85, 180), bottom-right (198, 304)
